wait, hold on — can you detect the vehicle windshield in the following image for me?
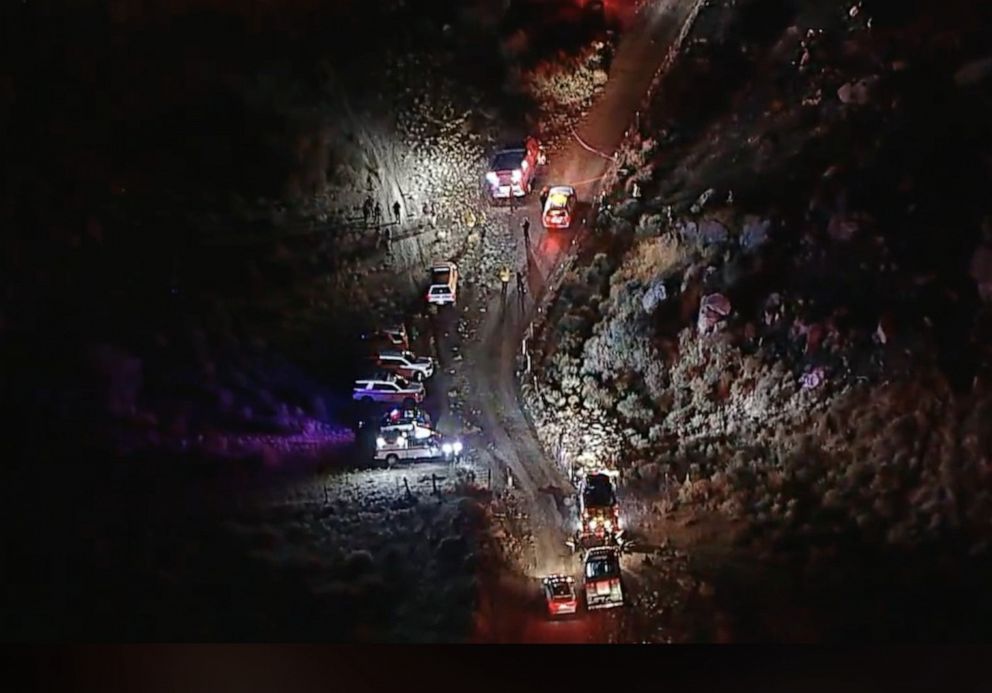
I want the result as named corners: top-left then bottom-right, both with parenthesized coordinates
top-left (583, 481), bottom-right (616, 508)
top-left (394, 376), bottom-right (410, 388)
top-left (549, 582), bottom-right (572, 598)
top-left (585, 556), bottom-right (618, 580)
top-left (490, 149), bottom-right (525, 171)
top-left (547, 192), bottom-right (570, 208)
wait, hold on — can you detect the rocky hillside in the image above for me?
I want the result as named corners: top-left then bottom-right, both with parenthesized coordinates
top-left (524, 0), bottom-right (992, 638)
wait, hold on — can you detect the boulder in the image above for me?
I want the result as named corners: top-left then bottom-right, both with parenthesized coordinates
top-left (740, 216), bottom-right (771, 251)
top-left (641, 279), bottom-right (669, 313)
top-left (698, 219), bottom-right (729, 246)
top-left (827, 212), bottom-right (860, 241)
top-left (697, 293), bottom-right (732, 335)
top-left (837, 76), bottom-right (879, 105)
top-left (690, 188), bottom-right (717, 214)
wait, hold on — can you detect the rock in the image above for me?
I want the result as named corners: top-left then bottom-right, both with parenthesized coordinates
top-left (676, 219), bottom-right (699, 244)
top-left (697, 293), bottom-right (732, 335)
top-left (800, 366), bottom-right (826, 390)
top-left (740, 216), bottom-right (771, 251)
top-left (837, 76), bottom-right (879, 105)
top-left (641, 279), bottom-right (668, 313)
top-left (827, 212), bottom-right (860, 241)
top-left (690, 188), bottom-right (717, 215)
top-left (698, 219), bottom-right (729, 246)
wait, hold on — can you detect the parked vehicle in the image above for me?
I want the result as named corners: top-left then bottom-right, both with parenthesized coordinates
top-left (361, 325), bottom-right (409, 351)
top-left (576, 472), bottom-right (623, 546)
top-left (373, 429), bottom-right (463, 467)
top-left (373, 349), bottom-right (435, 381)
top-left (542, 575), bottom-right (578, 618)
top-left (541, 185), bottom-right (577, 229)
top-left (426, 262), bottom-right (459, 306)
top-left (353, 373), bottom-right (425, 407)
top-left (380, 407), bottom-right (433, 429)
top-left (583, 547), bottom-right (625, 611)
top-left (484, 138), bottom-right (542, 199)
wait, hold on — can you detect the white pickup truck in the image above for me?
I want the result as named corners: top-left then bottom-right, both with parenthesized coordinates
top-left (374, 429), bottom-right (463, 467)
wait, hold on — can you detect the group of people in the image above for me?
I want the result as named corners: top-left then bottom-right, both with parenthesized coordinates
top-left (362, 197), bottom-right (403, 228)
top-left (499, 265), bottom-right (526, 300)
top-left (496, 213), bottom-right (535, 302)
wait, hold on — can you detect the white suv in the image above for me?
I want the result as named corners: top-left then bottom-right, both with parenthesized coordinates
top-left (353, 374), bottom-right (425, 406)
top-left (426, 262), bottom-right (458, 306)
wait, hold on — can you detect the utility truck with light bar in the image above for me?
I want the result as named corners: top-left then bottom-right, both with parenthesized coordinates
top-left (484, 138), bottom-right (542, 199)
top-left (575, 471), bottom-right (623, 547)
top-left (373, 429), bottom-right (463, 467)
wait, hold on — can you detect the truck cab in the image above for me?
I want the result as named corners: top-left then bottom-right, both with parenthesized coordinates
top-left (485, 138), bottom-right (541, 199)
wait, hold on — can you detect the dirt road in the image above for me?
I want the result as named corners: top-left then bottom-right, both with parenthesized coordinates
top-left (437, 0), bottom-right (706, 642)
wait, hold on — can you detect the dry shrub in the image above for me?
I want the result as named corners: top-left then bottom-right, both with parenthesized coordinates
top-left (614, 235), bottom-right (686, 284)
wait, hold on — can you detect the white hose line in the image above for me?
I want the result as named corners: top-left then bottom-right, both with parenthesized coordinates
top-left (570, 126), bottom-right (618, 162)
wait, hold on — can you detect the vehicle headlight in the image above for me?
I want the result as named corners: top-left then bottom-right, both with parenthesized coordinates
top-left (452, 440), bottom-right (463, 454)
top-left (486, 172), bottom-right (498, 185)
top-left (511, 169), bottom-right (522, 182)
top-left (604, 520), bottom-right (613, 532)
top-left (588, 518), bottom-right (598, 530)
top-left (442, 442), bottom-right (453, 455)
top-left (376, 437), bottom-right (385, 449)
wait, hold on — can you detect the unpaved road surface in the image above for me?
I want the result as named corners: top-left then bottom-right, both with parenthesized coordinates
top-left (433, 0), bottom-right (706, 643)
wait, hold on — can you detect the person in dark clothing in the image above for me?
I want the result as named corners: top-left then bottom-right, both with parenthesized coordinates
top-left (373, 201), bottom-right (382, 226)
top-left (516, 269), bottom-right (526, 296)
top-left (521, 217), bottom-right (531, 246)
top-left (392, 201), bottom-right (401, 222)
top-left (539, 186), bottom-right (550, 208)
top-left (362, 197), bottom-right (373, 226)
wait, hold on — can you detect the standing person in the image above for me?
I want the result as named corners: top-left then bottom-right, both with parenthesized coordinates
top-left (521, 217), bottom-right (531, 247)
top-left (516, 269), bottom-right (526, 303)
top-left (362, 196), bottom-right (373, 226)
top-left (499, 266), bottom-right (510, 299)
top-left (539, 186), bottom-right (550, 208)
top-left (392, 200), bottom-right (401, 222)
top-left (373, 201), bottom-right (383, 226)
